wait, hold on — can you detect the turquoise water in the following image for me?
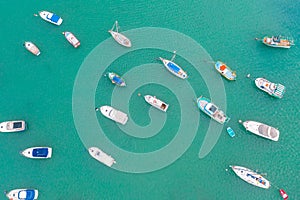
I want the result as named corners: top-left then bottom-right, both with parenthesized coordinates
top-left (1, 0), bottom-right (299, 199)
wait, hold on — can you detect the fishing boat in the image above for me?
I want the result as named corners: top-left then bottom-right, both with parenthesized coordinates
top-left (214, 61), bottom-right (236, 81)
top-left (107, 72), bottom-right (126, 86)
top-left (108, 21), bottom-right (131, 47)
top-left (21, 147), bottom-right (52, 159)
top-left (88, 147), bottom-right (116, 167)
top-left (230, 165), bottom-right (270, 189)
top-left (5, 189), bottom-right (38, 200)
top-left (62, 32), bottom-right (80, 48)
top-left (96, 105), bottom-right (128, 125)
top-left (159, 51), bottom-right (188, 79)
top-left (23, 42), bottom-right (40, 56)
top-left (0, 120), bottom-right (26, 132)
top-left (196, 96), bottom-right (230, 124)
top-left (241, 120), bottom-right (279, 141)
top-left (261, 36), bottom-right (294, 49)
top-left (144, 95), bottom-right (169, 112)
top-left (38, 11), bottom-right (63, 26)
top-left (279, 189), bottom-right (288, 200)
top-left (226, 127), bottom-right (235, 137)
top-left (255, 78), bottom-right (285, 98)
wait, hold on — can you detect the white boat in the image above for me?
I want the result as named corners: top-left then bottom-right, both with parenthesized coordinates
top-left (241, 120), bottom-right (279, 141)
top-left (255, 78), bottom-right (285, 98)
top-left (23, 42), bottom-right (40, 56)
top-left (39, 11), bottom-right (63, 26)
top-left (21, 147), bottom-right (52, 159)
top-left (261, 35), bottom-right (294, 49)
top-left (159, 51), bottom-right (188, 79)
top-left (96, 105), bottom-right (128, 125)
top-left (0, 120), bottom-right (26, 132)
top-left (88, 147), bottom-right (116, 167)
top-left (108, 21), bottom-right (131, 47)
top-left (230, 165), bottom-right (270, 189)
top-left (144, 95), bottom-right (169, 112)
top-left (62, 32), bottom-right (80, 48)
top-left (5, 188), bottom-right (38, 200)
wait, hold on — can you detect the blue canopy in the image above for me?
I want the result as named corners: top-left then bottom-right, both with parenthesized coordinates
top-left (32, 148), bottom-right (48, 157)
top-left (112, 76), bottom-right (123, 85)
top-left (18, 189), bottom-right (35, 200)
top-left (167, 62), bottom-right (180, 73)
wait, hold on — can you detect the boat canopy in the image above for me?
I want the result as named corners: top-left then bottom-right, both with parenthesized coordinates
top-left (167, 62), bottom-right (180, 73)
top-left (13, 122), bottom-right (23, 128)
top-left (112, 76), bottom-right (123, 85)
top-left (205, 103), bottom-right (218, 114)
top-left (32, 148), bottom-right (49, 157)
top-left (258, 125), bottom-right (278, 138)
top-left (19, 190), bottom-right (35, 200)
top-left (47, 13), bottom-right (60, 23)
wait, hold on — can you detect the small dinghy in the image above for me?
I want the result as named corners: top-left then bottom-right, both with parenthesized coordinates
top-left (144, 95), bottom-right (169, 112)
top-left (21, 147), bottom-right (52, 159)
top-left (279, 189), bottom-right (288, 200)
top-left (62, 32), bottom-right (80, 48)
top-left (159, 51), bottom-right (188, 79)
top-left (255, 78), bottom-right (285, 98)
top-left (23, 42), bottom-right (40, 56)
top-left (241, 120), bottom-right (279, 141)
top-left (0, 120), bottom-right (26, 132)
top-left (39, 10), bottom-right (63, 26)
top-left (96, 105), bottom-right (128, 125)
top-left (108, 21), bottom-right (131, 47)
top-left (230, 165), bottom-right (270, 189)
top-left (107, 72), bottom-right (126, 86)
top-left (5, 188), bottom-right (38, 200)
top-left (88, 147), bottom-right (116, 167)
top-left (215, 61), bottom-right (236, 81)
top-left (226, 127), bottom-right (235, 137)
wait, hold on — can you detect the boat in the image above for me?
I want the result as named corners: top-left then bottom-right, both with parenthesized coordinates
top-left (0, 120), bottom-right (26, 132)
top-left (39, 11), bottom-right (63, 26)
top-left (214, 61), bottom-right (236, 81)
top-left (107, 72), bottom-right (126, 86)
top-left (196, 96), bottom-right (230, 124)
top-left (21, 147), bottom-right (52, 159)
top-left (23, 42), bottom-right (40, 56)
top-left (255, 78), bottom-right (285, 98)
top-left (230, 165), bottom-right (270, 189)
top-left (241, 120), bottom-right (279, 141)
top-left (226, 127), bottom-right (235, 137)
top-left (159, 51), bottom-right (188, 79)
top-left (279, 189), bottom-right (288, 200)
top-left (144, 95), bottom-right (169, 112)
top-left (96, 105), bottom-right (128, 125)
top-left (261, 36), bottom-right (294, 49)
top-left (62, 32), bottom-right (80, 48)
top-left (5, 189), bottom-right (38, 200)
top-left (88, 147), bottom-right (116, 167)
top-left (108, 21), bottom-right (131, 47)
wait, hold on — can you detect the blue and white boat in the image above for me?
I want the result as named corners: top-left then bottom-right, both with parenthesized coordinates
top-left (5, 188), bottom-right (38, 200)
top-left (215, 61), bottom-right (236, 81)
top-left (197, 96), bottom-right (230, 124)
top-left (108, 72), bottom-right (126, 86)
top-left (21, 147), bottom-right (52, 159)
top-left (226, 127), bottom-right (235, 137)
top-left (39, 11), bottom-right (63, 26)
top-left (159, 51), bottom-right (188, 79)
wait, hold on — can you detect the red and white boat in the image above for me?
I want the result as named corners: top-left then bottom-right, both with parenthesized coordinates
top-left (63, 32), bottom-right (80, 48)
top-left (24, 42), bottom-right (40, 56)
top-left (279, 189), bottom-right (288, 200)
top-left (144, 95), bottom-right (169, 112)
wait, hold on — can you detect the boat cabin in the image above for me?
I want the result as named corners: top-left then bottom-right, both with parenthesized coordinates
top-left (205, 103), bottom-right (218, 114)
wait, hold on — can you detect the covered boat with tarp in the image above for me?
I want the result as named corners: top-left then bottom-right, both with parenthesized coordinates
top-left (107, 72), bottom-right (126, 86)
top-left (21, 147), bottom-right (52, 159)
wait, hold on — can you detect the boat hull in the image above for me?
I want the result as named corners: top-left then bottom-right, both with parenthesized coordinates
top-left (89, 147), bottom-right (116, 167)
top-left (99, 105), bottom-right (128, 125)
top-left (109, 31), bottom-right (131, 47)
top-left (21, 147), bottom-right (52, 159)
top-left (159, 58), bottom-right (188, 79)
top-left (231, 166), bottom-right (270, 189)
top-left (255, 78), bottom-right (285, 98)
top-left (144, 95), bottom-right (169, 112)
top-left (24, 42), bottom-right (40, 56)
top-left (39, 11), bottom-right (63, 26)
top-left (215, 61), bottom-right (236, 80)
top-left (0, 120), bottom-right (26, 132)
top-left (63, 32), bottom-right (80, 48)
top-left (242, 120), bottom-right (279, 141)
top-left (6, 189), bottom-right (38, 200)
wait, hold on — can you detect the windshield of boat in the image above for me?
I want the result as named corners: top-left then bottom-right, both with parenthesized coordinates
top-left (13, 122), bottom-right (23, 128)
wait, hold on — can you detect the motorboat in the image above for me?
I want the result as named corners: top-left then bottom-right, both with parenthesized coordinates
top-left (88, 147), bottom-right (116, 167)
top-left (241, 120), bottom-right (279, 141)
top-left (230, 165), bottom-right (270, 189)
top-left (23, 42), bottom-right (40, 56)
top-left (255, 78), bottom-right (285, 98)
top-left (279, 189), bottom-right (288, 200)
top-left (0, 120), bottom-right (26, 132)
top-left (62, 32), bottom-right (80, 48)
top-left (21, 147), bottom-right (52, 159)
top-left (144, 95), bottom-right (169, 112)
top-left (107, 72), bottom-right (126, 86)
top-left (108, 21), bottom-right (131, 47)
top-left (261, 35), bottom-right (293, 48)
top-left (214, 61), bottom-right (236, 81)
top-left (159, 51), bottom-right (188, 79)
top-left (96, 105), bottom-right (128, 125)
top-left (39, 10), bottom-right (63, 26)
top-left (5, 189), bottom-right (38, 200)
top-left (197, 96), bottom-right (230, 124)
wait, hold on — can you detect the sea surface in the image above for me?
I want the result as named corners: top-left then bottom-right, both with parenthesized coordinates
top-left (0, 0), bottom-right (299, 199)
